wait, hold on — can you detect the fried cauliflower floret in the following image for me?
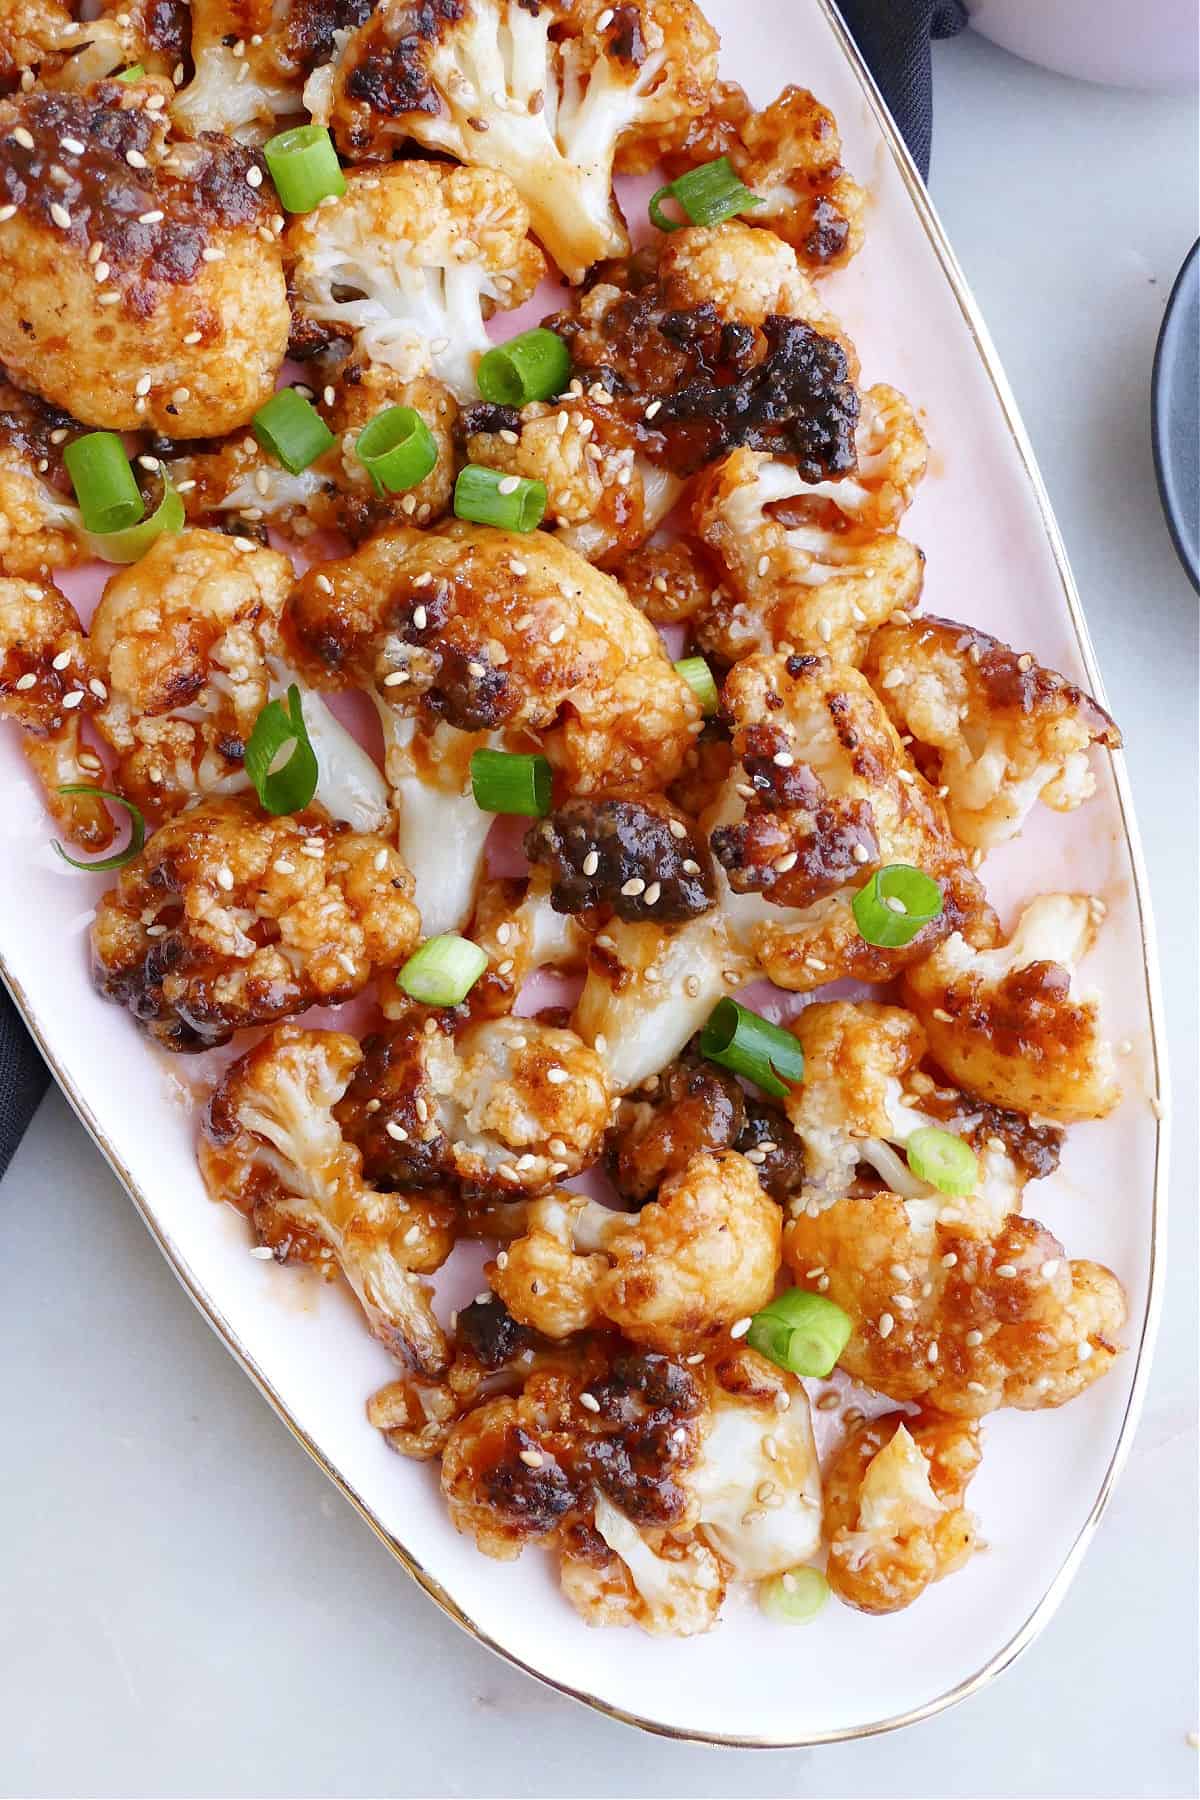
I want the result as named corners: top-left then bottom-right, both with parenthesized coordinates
top-left (286, 161), bottom-right (543, 402)
top-left (824, 1411), bottom-right (981, 1614)
top-left (0, 85), bottom-right (287, 437)
top-left (524, 794), bottom-right (717, 925)
top-left (662, 81), bottom-right (866, 275)
top-left (200, 1024), bottom-right (450, 1372)
top-left (691, 440), bottom-right (925, 665)
top-left (325, 0), bottom-right (718, 285)
top-left (561, 1492), bottom-right (725, 1636)
top-left (0, 576), bottom-right (112, 849)
top-left (863, 615), bottom-right (1121, 851)
top-left (461, 389), bottom-right (682, 567)
top-left (464, 869), bottom-right (589, 1019)
top-left (285, 521), bottom-right (702, 932)
top-left (171, 0), bottom-right (307, 140)
top-left (784, 1184), bottom-right (1127, 1416)
top-left (90, 794), bottom-right (419, 1049)
top-left (3, 0), bottom-right (183, 93)
top-left (334, 1008), bottom-right (612, 1197)
top-left (704, 653), bottom-right (993, 993)
top-left (88, 528), bottom-right (390, 830)
top-left (0, 370), bottom-right (87, 575)
top-left (904, 894), bottom-right (1121, 1124)
top-left (609, 537), bottom-right (716, 627)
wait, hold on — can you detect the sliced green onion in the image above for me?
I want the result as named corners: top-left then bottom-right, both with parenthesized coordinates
top-left (470, 748), bottom-right (552, 817)
top-left (114, 63), bottom-right (145, 82)
top-left (700, 997), bottom-right (804, 1100)
top-left (851, 863), bottom-right (943, 949)
top-left (477, 329), bottom-right (571, 407)
top-left (52, 787), bottom-right (145, 873)
top-left (86, 477), bottom-right (184, 563)
top-left (355, 406), bottom-right (438, 495)
top-left (759, 1567), bottom-right (829, 1626)
top-left (244, 684), bottom-right (318, 815)
top-left (906, 1125), bottom-right (978, 1198)
top-left (263, 123), bottom-right (346, 213)
top-left (674, 655), bottom-right (719, 716)
top-left (63, 431), bottom-right (144, 535)
top-left (252, 387), bottom-right (335, 474)
top-left (649, 156), bottom-right (765, 232)
top-left (397, 934), bottom-right (488, 1006)
top-left (747, 1289), bottom-right (852, 1378)
top-left (454, 464), bottom-right (547, 533)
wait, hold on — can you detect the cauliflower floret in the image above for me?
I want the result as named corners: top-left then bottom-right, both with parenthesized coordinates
top-left (200, 1024), bottom-right (450, 1372)
top-left (285, 521), bottom-right (702, 932)
top-left (88, 528), bottom-right (390, 829)
top-left (325, 0), bottom-right (719, 284)
top-left (171, 0), bottom-right (310, 140)
top-left (565, 1490), bottom-right (725, 1636)
top-left (0, 371), bottom-right (87, 575)
top-left (90, 794), bottom-right (420, 1049)
top-left (0, 85), bottom-right (288, 436)
top-left (863, 615), bottom-right (1121, 850)
top-left (661, 81), bottom-right (866, 275)
top-left (463, 868), bottom-right (589, 1018)
top-left (691, 440), bottom-right (925, 665)
top-left (0, 576), bottom-right (112, 849)
top-left (704, 653), bottom-right (994, 993)
top-left (6, 0), bottom-right (184, 93)
top-left (461, 387), bottom-right (682, 566)
top-left (608, 537), bottom-right (717, 628)
top-left (285, 161), bottom-right (544, 402)
top-left (824, 1411), bottom-right (981, 1614)
top-left (333, 1008), bottom-right (612, 1197)
top-left (783, 1188), bottom-right (1127, 1416)
top-left (524, 794), bottom-right (718, 925)
top-left (903, 894), bottom-right (1121, 1124)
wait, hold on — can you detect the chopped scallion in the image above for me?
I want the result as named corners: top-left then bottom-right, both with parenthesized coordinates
top-left (52, 787), bottom-right (145, 872)
top-left (674, 655), bottom-right (719, 716)
top-left (476, 329), bottom-right (571, 407)
top-left (263, 123), bottom-right (346, 213)
top-left (454, 464), bottom-right (547, 532)
top-left (244, 684), bottom-right (319, 815)
top-left (747, 1289), bottom-right (852, 1379)
top-left (905, 1126), bottom-right (978, 1197)
top-left (85, 477), bottom-right (183, 563)
top-left (470, 748), bottom-right (552, 817)
top-left (114, 64), bottom-right (145, 82)
top-left (397, 934), bottom-right (488, 1006)
top-left (649, 157), bottom-right (764, 232)
top-left (851, 863), bottom-right (943, 949)
top-left (63, 431), bottom-right (143, 535)
top-left (700, 997), bottom-right (804, 1100)
top-left (355, 406), bottom-right (439, 495)
top-left (759, 1567), bottom-right (829, 1626)
top-left (252, 387), bottom-right (335, 474)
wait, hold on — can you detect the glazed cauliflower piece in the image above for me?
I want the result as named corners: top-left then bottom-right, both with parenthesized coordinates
top-left (824, 1411), bottom-right (981, 1614)
top-left (492, 1150), bottom-right (781, 1353)
top-left (903, 894), bottom-right (1121, 1124)
top-left (690, 438), bottom-right (925, 665)
top-left (324, 0), bottom-right (719, 284)
top-left (91, 794), bottom-right (420, 1049)
top-left (0, 576), bottom-right (112, 849)
top-left (4, 0), bottom-right (184, 93)
top-left (863, 615), bottom-right (1121, 851)
top-left (703, 652), bottom-right (993, 994)
top-left (0, 85), bottom-right (289, 437)
top-left (285, 521), bottom-right (703, 933)
top-left (0, 370), bottom-right (87, 576)
top-left (608, 537), bottom-right (717, 628)
top-left (662, 82), bottom-right (866, 275)
top-left (524, 794), bottom-right (718, 926)
top-left (171, 0), bottom-right (308, 140)
top-left (783, 1185), bottom-right (1127, 1417)
top-left (564, 1490), bottom-right (725, 1636)
top-left (286, 161), bottom-right (544, 402)
top-left (463, 868), bottom-right (590, 1019)
top-left (88, 529), bottom-right (388, 829)
top-left (200, 1024), bottom-right (450, 1373)
top-left (333, 1007), bottom-right (612, 1198)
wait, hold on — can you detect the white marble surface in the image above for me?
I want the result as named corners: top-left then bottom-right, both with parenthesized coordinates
top-left (0, 29), bottom-right (1196, 1800)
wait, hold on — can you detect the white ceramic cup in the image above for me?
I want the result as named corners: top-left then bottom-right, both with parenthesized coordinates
top-left (967, 0), bottom-right (1199, 92)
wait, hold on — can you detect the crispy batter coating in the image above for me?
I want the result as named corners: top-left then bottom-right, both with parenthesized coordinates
top-left (863, 615), bottom-right (1121, 850)
top-left (903, 894), bottom-right (1121, 1124)
top-left (285, 161), bottom-right (543, 401)
top-left (524, 794), bottom-right (716, 925)
top-left (325, 0), bottom-right (719, 284)
top-left (0, 575), bottom-right (111, 848)
top-left (91, 794), bottom-right (420, 1049)
top-left (783, 1192), bottom-right (1127, 1416)
top-left (824, 1411), bottom-right (981, 1614)
top-left (705, 652), bottom-right (993, 992)
top-left (0, 370), bottom-right (87, 575)
top-left (200, 1024), bottom-right (450, 1372)
top-left (662, 82), bottom-right (865, 274)
top-left (610, 537), bottom-right (716, 628)
top-left (0, 86), bottom-right (288, 435)
top-left (334, 1008), bottom-right (612, 1197)
top-left (691, 434), bottom-right (925, 665)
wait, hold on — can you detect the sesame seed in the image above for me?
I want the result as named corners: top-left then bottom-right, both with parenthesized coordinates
top-left (878, 1312), bottom-right (895, 1338)
top-left (773, 852), bottom-right (798, 874)
top-left (884, 894), bottom-right (908, 915)
top-left (134, 374), bottom-right (152, 397)
top-left (744, 1149), bottom-right (766, 1165)
top-left (272, 858), bottom-right (295, 874)
top-left (231, 534), bottom-right (256, 552)
top-left (215, 866), bottom-right (235, 891)
top-left (851, 842), bottom-right (870, 864)
top-left (246, 166), bottom-right (263, 188)
top-left (643, 881), bottom-right (662, 906)
top-left (681, 858), bottom-right (700, 875)
top-left (497, 475), bottom-right (520, 495)
top-left (730, 1316), bottom-right (752, 1340)
top-left (87, 678), bottom-right (106, 700)
top-left (385, 1121), bottom-right (408, 1142)
top-left (61, 690), bottom-right (83, 709)
top-left (467, 662), bottom-right (487, 678)
top-left (684, 975), bottom-right (700, 999)
top-left (817, 1390), bottom-right (841, 1410)
top-left (995, 1264), bottom-right (1017, 1279)
top-left (1077, 1341), bottom-right (1093, 1362)
top-left (965, 1329), bottom-right (983, 1347)
top-left (138, 210), bottom-right (164, 225)
top-left (414, 1096), bottom-right (429, 1123)
top-left (620, 877), bottom-right (645, 897)
top-left (932, 1006), bottom-right (954, 1024)
top-left (518, 1448), bottom-right (544, 1468)
top-left (382, 670), bottom-right (409, 687)
top-left (927, 1341), bottom-right (939, 1364)
top-left (412, 605), bottom-right (427, 629)
top-left (14, 672), bottom-right (36, 691)
top-left (12, 127), bottom-right (35, 150)
top-left (774, 1389), bottom-right (791, 1411)
top-left (817, 618), bottom-right (833, 643)
top-left (49, 203), bottom-right (72, 229)
top-left (756, 554), bottom-right (770, 577)
top-left (126, 148), bottom-right (148, 168)
top-left (51, 650), bottom-right (72, 671)
top-left (966, 1380), bottom-right (987, 1394)
top-left (60, 136), bottom-right (85, 156)
top-left (579, 1391), bottom-right (601, 1413)
top-left (0, 205), bottom-right (15, 222)
top-left (545, 1067), bottom-right (568, 1085)
top-left (202, 247), bottom-right (225, 262)
top-left (891, 1293), bottom-right (916, 1312)
top-left (582, 850), bottom-right (599, 876)
top-left (249, 1244), bottom-right (275, 1260)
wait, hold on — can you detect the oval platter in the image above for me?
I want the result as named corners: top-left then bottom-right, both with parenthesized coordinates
top-left (0, 0), bottom-right (1168, 1747)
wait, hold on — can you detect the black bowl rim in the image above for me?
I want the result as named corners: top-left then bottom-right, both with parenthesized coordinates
top-left (1150, 236), bottom-right (1200, 595)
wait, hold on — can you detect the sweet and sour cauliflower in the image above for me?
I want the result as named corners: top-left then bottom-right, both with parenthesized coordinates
top-left (1, 0), bottom-right (184, 94)
top-left (863, 614), bottom-right (1121, 850)
top-left (285, 161), bottom-right (544, 402)
top-left (324, 0), bottom-right (719, 283)
top-left (823, 1411), bottom-right (981, 1614)
top-left (171, 0), bottom-right (310, 140)
top-left (91, 794), bottom-right (420, 1049)
top-left (0, 576), bottom-right (112, 849)
top-left (0, 371), bottom-right (87, 576)
top-left (200, 1024), bottom-right (451, 1373)
top-left (285, 521), bottom-right (702, 933)
top-left (0, 84), bottom-right (289, 436)
top-left (703, 652), bottom-right (993, 993)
